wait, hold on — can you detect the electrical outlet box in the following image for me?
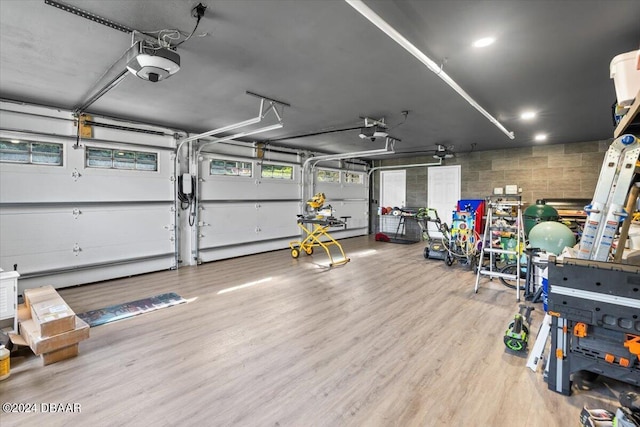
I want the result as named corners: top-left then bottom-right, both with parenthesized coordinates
top-left (505, 184), bottom-right (518, 195)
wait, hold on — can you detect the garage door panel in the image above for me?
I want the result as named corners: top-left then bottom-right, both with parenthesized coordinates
top-left (0, 146), bottom-right (173, 203)
top-left (199, 203), bottom-right (259, 247)
top-left (337, 184), bottom-right (368, 200)
top-left (257, 202), bottom-right (301, 240)
top-left (0, 205), bottom-right (174, 274)
top-left (257, 179), bottom-right (299, 199)
top-left (199, 177), bottom-right (258, 200)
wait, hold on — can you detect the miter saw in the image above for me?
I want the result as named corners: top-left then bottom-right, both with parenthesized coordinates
top-left (305, 192), bottom-right (335, 220)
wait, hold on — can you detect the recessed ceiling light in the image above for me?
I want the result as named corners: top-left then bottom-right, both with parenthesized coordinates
top-left (520, 111), bottom-right (536, 120)
top-left (10, 139), bottom-right (20, 144)
top-left (472, 37), bottom-right (495, 48)
top-left (534, 133), bottom-right (547, 142)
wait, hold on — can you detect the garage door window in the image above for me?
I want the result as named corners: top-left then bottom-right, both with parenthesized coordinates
top-left (261, 164), bottom-right (293, 180)
top-left (0, 139), bottom-right (63, 165)
top-left (210, 159), bottom-right (253, 177)
top-left (317, 169), bottom-right (340, 183)
top-left (86, 147), bottom-right (158, 171)
top-left (344, 172), bottom-right (364, 184)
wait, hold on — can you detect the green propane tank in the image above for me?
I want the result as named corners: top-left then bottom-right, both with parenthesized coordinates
top-left (523, 200), bottom-right (559, 237)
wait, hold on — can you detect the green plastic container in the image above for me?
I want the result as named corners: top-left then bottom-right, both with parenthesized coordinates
top-left (523, 200), bottom-right (559, 237)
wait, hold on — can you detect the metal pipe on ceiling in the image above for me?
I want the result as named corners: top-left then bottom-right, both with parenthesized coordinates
top-left (196, 123), bottom-right (284, 153)
top-left (267, 126), bottom-right (362, 143)
top-left (366, 159), bottom-right (442, 179)
top-left (345, 0), bottom-right (515, 140)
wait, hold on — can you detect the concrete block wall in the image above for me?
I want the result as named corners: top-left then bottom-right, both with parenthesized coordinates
top-left (373, 139), bottom-right (610, 210)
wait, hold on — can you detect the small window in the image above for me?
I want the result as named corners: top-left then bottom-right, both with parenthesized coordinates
top-left (345, 172), bottom-right (364, 184)
top-left (86, 147), bottom-right (158, 171)
top-left (210, 159), bottom-right (252, 177)
top-left (0, 139), bottom-right (63, 165)
top-left (317, 169), bottom-right (340, 183)
top-left (261, 163), bottom-right (293, 180)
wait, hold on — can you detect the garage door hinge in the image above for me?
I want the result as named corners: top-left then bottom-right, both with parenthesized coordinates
top-left (71, 169), bottom-right (81, 181)
top-left (72, 208), bottom-right (82, 219)
top-left (72, 243), bottom-right (81, 256)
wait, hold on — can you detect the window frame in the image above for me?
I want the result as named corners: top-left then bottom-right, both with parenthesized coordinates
top-left (344, 171), bottom-right (365, 185)
top-left (316, 168), bottom-right (341, 184)
top-left (0, 139), bottom-right (64, 166)
top-left (209, 158), bottom-right (253, 177)
top-left (85, 146), bottom-right (159, 172)
top-left (260, 162), bottom-right (295, 180)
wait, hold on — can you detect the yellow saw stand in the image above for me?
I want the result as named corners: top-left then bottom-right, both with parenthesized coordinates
top-left (289, 193), bottom-right (350, 267)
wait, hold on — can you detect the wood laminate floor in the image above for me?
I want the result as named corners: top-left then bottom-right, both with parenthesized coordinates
top-left (0, 236), bottom-right (635, 426)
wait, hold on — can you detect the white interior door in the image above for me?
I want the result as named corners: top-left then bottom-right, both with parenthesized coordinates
top-left (428, 165), bottom-right (461, 236)
top-left (380, 170), bottom-right (406, 208)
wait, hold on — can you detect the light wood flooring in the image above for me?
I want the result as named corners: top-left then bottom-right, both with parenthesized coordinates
top-left (0, 236), bottom-right (636, 426)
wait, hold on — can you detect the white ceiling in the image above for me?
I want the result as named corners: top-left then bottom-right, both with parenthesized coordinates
top-left (1, 0), bottom-right (639, 157)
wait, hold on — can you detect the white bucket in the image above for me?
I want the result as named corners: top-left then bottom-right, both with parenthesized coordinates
top-left (628, 223), bottom-right (640, 250)
top-left (610, 50), bottom-right (640, 106)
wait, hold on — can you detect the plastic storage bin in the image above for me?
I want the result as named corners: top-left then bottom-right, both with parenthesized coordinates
top-left (610, 49), bottom-right (640, 106)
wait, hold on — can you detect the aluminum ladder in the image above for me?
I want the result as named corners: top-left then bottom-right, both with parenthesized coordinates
top-left (474, 196), bottom-right (525, 301)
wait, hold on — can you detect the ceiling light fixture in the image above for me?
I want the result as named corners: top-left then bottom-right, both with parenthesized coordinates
top-left (345, 0), bottom-right (514, 140)
top-left (10, 139), bottom-right (20, 144)
top-left (534, 133), bottom-right (547, 142)
top-left (472, 37), bottom-right (495, 48)
top-left (520, 111), bottom-right (536, 120)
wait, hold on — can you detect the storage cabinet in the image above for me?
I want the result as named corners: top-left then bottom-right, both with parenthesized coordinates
top-left (0, 270), bottom-right (19, 333)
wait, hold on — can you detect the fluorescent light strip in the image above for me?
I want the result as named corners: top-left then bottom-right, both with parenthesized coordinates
top-left (344, 0), bottom-right (514, 140)
top-left (217, 277), bottom-right (273, 295)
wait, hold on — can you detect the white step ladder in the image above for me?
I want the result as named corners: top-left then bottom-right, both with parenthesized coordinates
top-left (474, 196), bottom-right (525, 301)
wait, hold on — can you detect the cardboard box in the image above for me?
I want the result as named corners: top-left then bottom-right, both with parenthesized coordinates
top-left (30, 296), bottom-right (75, 337)
top-left (16, 303), bottom-right (30, 321)
top-left (42, 344), bottom-right (78, 366)
top-left (20, 317), bottom-right (89, 355)
top-left (23, 285), bottom-right (58, 310)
